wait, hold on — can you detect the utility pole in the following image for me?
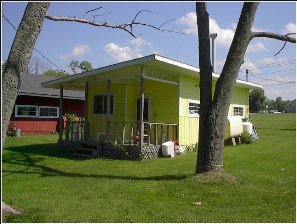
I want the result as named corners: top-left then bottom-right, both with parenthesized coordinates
top-left (246, 69), bottom-right (249, 82)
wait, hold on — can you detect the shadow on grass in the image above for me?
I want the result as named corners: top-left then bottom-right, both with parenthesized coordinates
top-left (280, 128), bottom-right (296, 131)
top-left (3, 144), bottom-right (189, 181)
top-left (4, 143), bottom-right (83, 160)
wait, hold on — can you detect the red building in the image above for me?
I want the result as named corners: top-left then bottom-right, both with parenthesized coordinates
top-left (10, 74), bottom-right (85, 135)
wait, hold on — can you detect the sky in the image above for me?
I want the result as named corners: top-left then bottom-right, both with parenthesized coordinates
top-left (2, 1), bottom-right (296, 100)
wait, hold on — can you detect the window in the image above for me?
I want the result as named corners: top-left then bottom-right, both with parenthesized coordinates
top-left (94, 95), bottom-right (114, 115)
top-left (189, 101), bottom-right (200, 117)
top-left (39, 106), bottom-right (59, 118)
top-left (15, 105), bottom-right (38, 117)
top-left (233, 106), bottom-right (244, 116)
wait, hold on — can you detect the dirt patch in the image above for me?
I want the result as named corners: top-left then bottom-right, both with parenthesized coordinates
top-left (190, 171), bottom-right (238, 184)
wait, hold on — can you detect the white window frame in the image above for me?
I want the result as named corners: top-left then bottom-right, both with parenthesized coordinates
top-left (39, 106), bottom-right (59, 118)
top-left (233, 105), bottom-right (244, 117)
top-left (15, 105), bottom-right (38, 118)
top-left (93, 95), bottom-right (115, 116)
top-left (188, 100), bottom-right (200, 117)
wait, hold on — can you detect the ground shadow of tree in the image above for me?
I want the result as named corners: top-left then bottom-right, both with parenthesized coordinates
top-left (3, 144), bottom-right (189, 181)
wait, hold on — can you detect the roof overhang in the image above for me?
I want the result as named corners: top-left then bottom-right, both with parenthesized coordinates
top-left (42, 54), bottom-right (263, 90)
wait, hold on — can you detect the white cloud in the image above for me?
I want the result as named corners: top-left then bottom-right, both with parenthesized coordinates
top-left (72, 44), bottom-right (91, 57)
top-left (242, 60), bottom-right (257, 71)
top-left (284, 23), bottom-right (296, 34)
top-left (59, 44), bottom-right (92, 60)
top-left (177, 12), bottom-right (235, 48)
top-left (247, 41), bottom-right (266, 53)
top-left (104, 37), bottom-right (156, 63)
top-left (176, 12), bottom-right (197, 36)
top-left (104, 43), bottom-right (138, 62)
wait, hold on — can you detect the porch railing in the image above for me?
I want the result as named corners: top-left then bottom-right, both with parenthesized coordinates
top-left (63, 121), bottom-right (88, 141)
top-left (107, 121), bottom-right (178, 145)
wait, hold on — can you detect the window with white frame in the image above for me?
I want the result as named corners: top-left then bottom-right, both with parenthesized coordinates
top-left (188, 100), bottom-right (200, 117)
top-left (93, 95), bottom-right (114, 115)
top-left (39, 106), bottom-right (59, 118)
top-left (15, 105), bottom-right (38, 117)
top-left (233, 106), bottom-right (244, 116)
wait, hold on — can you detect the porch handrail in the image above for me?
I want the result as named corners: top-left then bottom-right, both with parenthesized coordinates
top-left (108, 121), bottom-right (178, 146)
top-left (63, 121), bottom-right (88, 142)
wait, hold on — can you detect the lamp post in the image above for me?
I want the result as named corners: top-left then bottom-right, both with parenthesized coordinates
top-left (210, 33), bottom-right (217, 73)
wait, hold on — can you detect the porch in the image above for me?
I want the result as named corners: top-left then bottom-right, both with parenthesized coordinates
top-left (58, 120), bottom-right (178, 160)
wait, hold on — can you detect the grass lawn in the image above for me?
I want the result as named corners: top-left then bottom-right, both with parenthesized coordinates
top-left (2, 113), bottom-right (296, 222)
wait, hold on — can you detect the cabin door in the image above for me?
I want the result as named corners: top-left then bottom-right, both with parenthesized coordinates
top-left (136, 98), bottom-right (149, 122)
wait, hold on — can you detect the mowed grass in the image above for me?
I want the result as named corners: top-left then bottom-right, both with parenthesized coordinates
top-left (2, 113), bottom-right (295, 222)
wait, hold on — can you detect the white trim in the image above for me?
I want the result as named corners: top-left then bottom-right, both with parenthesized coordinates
top-left (93, 94), bottom-right (115, 116)
top-left (18, 92), bottom-right (84, 100)
top-left (232, 104), bottom-right (244, 117)
top-left (143, 74), bottom-right (179, 86)
top-left (15, 105), bottom-right (38, 118)
top-left (42, 54), bottom-right (262, 90)
top-left (39, 106), bottom-right (59, 118)
top-left (188, 100), bottom-right (200, 118)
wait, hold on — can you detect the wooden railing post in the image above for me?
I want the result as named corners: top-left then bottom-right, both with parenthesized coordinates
top-left (131, 122), bottom-right (134, 145)
top-left (154, 124), bottom-right (158, 145)
top-left (114, 121), bottom-right (118, 144)
top-left (139, 67), bottom-right (145, 150)
top-left (122, 122), bottom-right (126, 145)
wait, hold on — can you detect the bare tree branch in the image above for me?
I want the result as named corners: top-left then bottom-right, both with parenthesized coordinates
top-left (252, 32), bottom-right (296, 43)
top-left (274, 41), bottom-right (287, 57)
top-left (45, 12), bottom-right (184, 38)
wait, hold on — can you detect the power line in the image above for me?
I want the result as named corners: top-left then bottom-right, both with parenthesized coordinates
top-left (2, 14), bottom-right (65, 72)
top-left (264, 81), bottom-right (296, 86)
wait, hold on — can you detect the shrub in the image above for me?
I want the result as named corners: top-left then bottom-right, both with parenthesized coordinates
top-left (64, 113), bottom-right (78, 121)
top-left (241, 131), bottom-right (253, 144)
top-left (6, 122), bottom-right (16, 136)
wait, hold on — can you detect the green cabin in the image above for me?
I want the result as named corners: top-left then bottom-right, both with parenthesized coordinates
top-left (43, 54), bottom-right (262, 152)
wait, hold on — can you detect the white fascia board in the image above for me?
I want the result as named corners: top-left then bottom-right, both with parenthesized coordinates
top-left (154, 54), bottom-right (200, 73)
top-left (42, 55), bottom-right (156, 88)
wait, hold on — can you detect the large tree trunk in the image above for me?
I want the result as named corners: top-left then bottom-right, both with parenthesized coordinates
top-left (2, 2), bottom-right (50, 146)
top-left (195, 2), bottom-right (213, 173)
top-left (195, 2), bottom-right (259, 174)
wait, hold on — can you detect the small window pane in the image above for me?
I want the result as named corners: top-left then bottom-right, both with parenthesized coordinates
top-left (39, 107), bottom-right (58, 117)
top-left (94, 95), bottom-right (113, 114)
top-left (189, 102), bottom-right (200, 116)
top-left (16, 106), bottom-right (37, 117)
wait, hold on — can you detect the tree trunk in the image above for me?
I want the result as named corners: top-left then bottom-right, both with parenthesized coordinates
top-left (195, 2), bottom-right (259, 174)
top-left (195, 2), bottom-right (213, 173)
top-left (2, 2), bottom-right (50, 146)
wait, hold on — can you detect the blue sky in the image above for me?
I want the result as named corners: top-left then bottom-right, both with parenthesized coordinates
top-left (2, 2), bottom-right (296, 100)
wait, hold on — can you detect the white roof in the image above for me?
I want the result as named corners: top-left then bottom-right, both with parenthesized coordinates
top-left (42, 54), bottom-right (263, 90)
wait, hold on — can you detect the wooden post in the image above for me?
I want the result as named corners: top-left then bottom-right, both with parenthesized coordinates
top-left (106, 80), bottom-right (111, 142)
top-left (147, 123), bottom-right (151, 145)
top-left (59, 86), bottom-right (63, 141)
top-left (114, 121), bottom-right (118, 144)
top-left (131, 122), bottom-right (134, 145)
top-left (122, 122), bottom-right (126, 145)
top-left (84, 82), bottom-right (89, 141)
top-left (154, 124), bottom-right (158, 145)
top-left (140, 67), bottom-right (145, 150)
top-left (167, 125), bottom-right (169, 141)
top-left (161, 124), bottom-right (164, 144)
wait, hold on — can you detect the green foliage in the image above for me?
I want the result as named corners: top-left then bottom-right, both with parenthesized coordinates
top-left (64, 113), bottom-right (78, 121)
top-left (241, 131), bottom-right (253, 144)
top-left (44, 69), bottom-right (69, 78)
top-left (2, 114), bottom-right (296, 222)
top-left (69, 60), bottom-right (93, 74)
top-left (79, 60), bottom-right (93, 72)
top-left (6, 122), bottom-right (16, 136)
top-left (249, 89), bottom-right (266, 113)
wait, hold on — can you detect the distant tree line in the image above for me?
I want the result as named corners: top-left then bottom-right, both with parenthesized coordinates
top-left (249, 89), bottom-right (294, 113)
top-left (2, 57), bottom-right (93, 78)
